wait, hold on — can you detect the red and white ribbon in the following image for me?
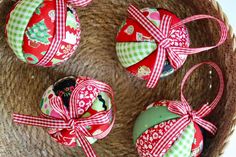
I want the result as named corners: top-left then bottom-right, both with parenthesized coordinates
top-left (149, 62), bottom-right (224, 157)
top-left (37, 0), bottom-right (92, 66)
top-left (13, 78), bottom-right (115, 157)
top-left (128, 4), bottom-right (228, 88)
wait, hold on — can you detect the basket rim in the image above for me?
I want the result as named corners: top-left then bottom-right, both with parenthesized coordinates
top-left (211, 0), bottom-right (236, 156)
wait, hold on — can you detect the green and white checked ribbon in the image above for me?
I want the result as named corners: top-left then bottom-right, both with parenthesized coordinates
top-left (164, 122), bottom-right (195, 157)
top-left (116, 42), bottom-right (157, 68)
top-left (6, 0), bottom-right (43, 62)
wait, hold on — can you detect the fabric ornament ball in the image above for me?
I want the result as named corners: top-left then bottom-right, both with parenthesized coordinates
top-left (132, 62), bottom-right (225, 157)
top-left (133, 101), bottom-right (204, 157)
top-left (5, 0), bottom-right (92, 67)
top-left (40, 76), bottom-right (114, 147)
top-left (116, 7), bottom-right (190, 80)
top-left (116, 5), bottom-right (227, 88)
top-left (13, 76), bottom-right (115, 157)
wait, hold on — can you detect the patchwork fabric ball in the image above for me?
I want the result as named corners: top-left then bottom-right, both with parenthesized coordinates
top-left (13, 76), bottom-right (115, 157)
top-left (133, 101), bottom-right (203, 157)
top-left (132, 62), bottom-right (224, 157)
top-left (116, 7), bottom-right (190, 80)
top-left (40, 76), bottom-right (114, 147)
top-left (5, 0), bottom-right (92, 67)
top-left (116, 5), bottom-right (227, 88)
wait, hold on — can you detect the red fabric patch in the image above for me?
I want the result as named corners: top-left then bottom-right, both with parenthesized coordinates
top-left (47, 77), bottom-right (113, 147)
top-left (23, 0), bottom-right (56, 64)
top-left (136, 101), bottom-right (204, 156)
top-left (191, 123), bottom-right (204, 157)
top-left (6, 0), bottom-right (81, 66)
top-left (116, 9), bottom-right (190, 80)
top-left (24, 0), bottom-right (80, 66)
top-left (136, 119), bottom-right (179, 157)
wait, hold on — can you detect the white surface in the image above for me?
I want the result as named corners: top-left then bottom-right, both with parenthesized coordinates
top-left (217, 0), bottom-right (236, 33)
top-left (216, 1), bottom-right (236, 157)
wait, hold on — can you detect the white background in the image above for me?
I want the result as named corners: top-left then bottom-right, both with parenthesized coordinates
top-left (217, 0), bottom-right (236, 34)
top-left (216, 0), bottom-right (235, 156)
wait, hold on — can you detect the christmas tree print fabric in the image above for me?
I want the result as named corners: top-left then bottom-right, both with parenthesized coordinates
top-left (40, 76), bottom-right (113, 147)
top-left (134, 101), bottom-right (203, 157)
top-left (6, 0), bottom-right (81, 66)
top-left (116, 8), bottom-right (190, 80)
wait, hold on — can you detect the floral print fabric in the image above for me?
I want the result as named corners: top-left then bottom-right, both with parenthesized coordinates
top-left (135, 101), bottom-right (203, 157)
top-left (40, 76), bottom-right (113, 147)
top-left (6, 0), bottom-right (81, 66)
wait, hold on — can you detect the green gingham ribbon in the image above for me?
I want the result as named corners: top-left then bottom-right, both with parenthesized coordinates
top-left (116, 42), bottom-right (157, 68)
top-left (6, 0), bottom-right (43, 62)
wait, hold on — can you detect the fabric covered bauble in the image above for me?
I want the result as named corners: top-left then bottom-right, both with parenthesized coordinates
top-left (13, 76), bottom-right (116, 157)
top-left (134, 101), bottom-right (204, 157)
top-left (116, 8), bottom-right (190, 79)
top-left (116, 4), bottom-right (227, 88)
top-left (5, 0), bottom-right (92, 67)
top-left (133, 62), bottom-right (224, 157)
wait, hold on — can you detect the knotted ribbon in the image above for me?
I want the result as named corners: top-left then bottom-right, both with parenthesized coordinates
top-left (128, 4), bottom-right (228, 88)
top-left (13, 78), bottom-right (115, 157)
top-left (37, 0), bottom-right (92, 66)
top-left (149, 62), bottom-right (224, 157)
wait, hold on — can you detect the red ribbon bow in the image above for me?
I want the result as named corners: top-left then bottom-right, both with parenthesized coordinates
top-left (128, 4), bottom-right (228, 88)
top-left (149, 62), bottom-right (224, 156)
top-left (13, 78), bottom-right (115, 157)
top-left (37, 0), bottom-right (92, 66)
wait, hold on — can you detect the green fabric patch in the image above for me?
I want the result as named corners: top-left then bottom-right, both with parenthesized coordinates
top-left (164, 122), bottom-right (195, 157)
top-left (6, 0), bottom-right (44, 62)
top-left (26, 20), bottom-right (52, 45)
top-left (76, 137), bottom-right (97, 146)
top-left (66, 11), bottom-right (77, 29)
top-left (82, 112), bottom-right (91, 118)
top-left (40, 98), bottom-right (44, 109)
top-left (92, 92), bottom-right (112, 112)
top-left (35, 3), bottom-right (44, 15)
top-left (51, 58), bottom-right (63, 65)
top-left (24, 53), bottom-right (39, 64)
top-left (116, 42), bottom-right (157, 68)
top-left (81, 92), bottom-right (112, 119)
top-left (133, 106), bottom-right (180, 143)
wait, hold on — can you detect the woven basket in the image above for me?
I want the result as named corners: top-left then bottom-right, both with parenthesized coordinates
top-left (0, 0), bottom-right (235, 157)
